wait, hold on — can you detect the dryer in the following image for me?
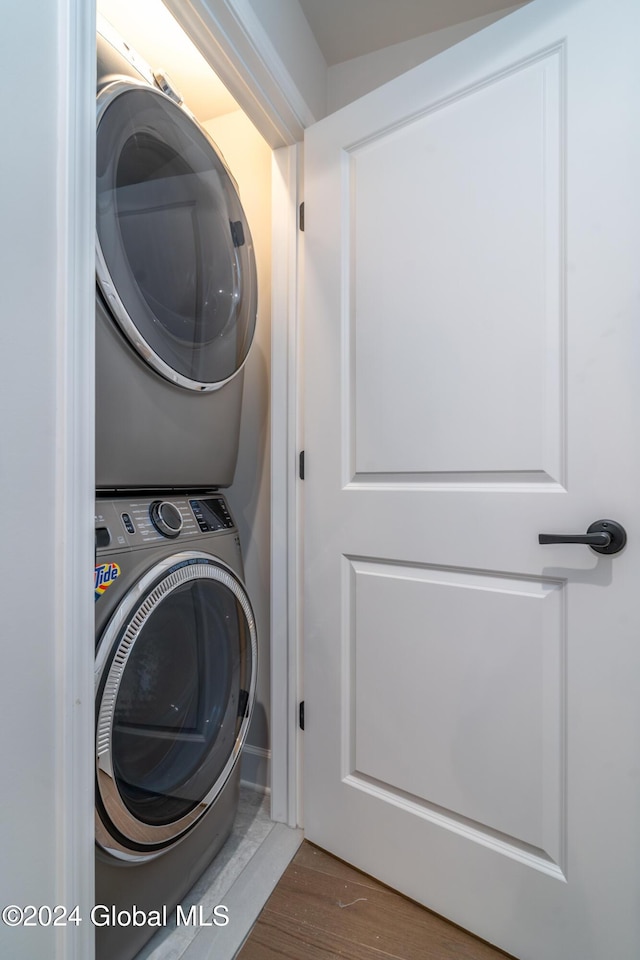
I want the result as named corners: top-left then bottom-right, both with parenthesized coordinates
top-left (94, 492), bottom-right (257, 960)
top-left (96, 21), bottom-right (257, 489)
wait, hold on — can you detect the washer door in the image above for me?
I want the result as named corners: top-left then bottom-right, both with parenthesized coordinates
top-left (95, 552), bottom-right (257, 861)
top-left (96, 80), bottom-right (257, 391)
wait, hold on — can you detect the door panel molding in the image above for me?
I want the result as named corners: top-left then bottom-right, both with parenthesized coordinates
top-left (343, 44), bottom-right (566, 484)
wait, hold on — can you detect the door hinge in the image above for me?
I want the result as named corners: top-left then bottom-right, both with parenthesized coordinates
top-left (299, 450), bottom-right (305, 480)
top-left (299, 201), bottom-right (305, 231)
top-left (299, 700), bottom-right (305, 730)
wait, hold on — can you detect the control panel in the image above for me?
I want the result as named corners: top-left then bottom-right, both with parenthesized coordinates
top-left (95, 494), bottom-right (236, 553)
top-left (189, 497), bottom-right (234, 533)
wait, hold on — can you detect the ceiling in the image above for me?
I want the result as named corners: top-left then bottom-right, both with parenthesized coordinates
top-left (297, 0), bottom-right (525, 65)
top-left (98, 0), bottom-right (526, 124)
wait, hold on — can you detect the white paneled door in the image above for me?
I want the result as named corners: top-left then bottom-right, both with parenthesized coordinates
top-left (302, 1), bottom-right (640, 957)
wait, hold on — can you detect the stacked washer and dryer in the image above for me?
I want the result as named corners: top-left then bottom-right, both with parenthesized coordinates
top-left (94, 21), bottom-right (258, 960)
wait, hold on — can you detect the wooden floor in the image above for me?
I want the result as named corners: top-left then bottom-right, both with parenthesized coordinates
top-left (236, 841), bottom-right (513, 960)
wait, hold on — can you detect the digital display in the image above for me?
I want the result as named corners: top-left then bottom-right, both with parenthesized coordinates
top-left (190, 498), bottom-right (234, 532)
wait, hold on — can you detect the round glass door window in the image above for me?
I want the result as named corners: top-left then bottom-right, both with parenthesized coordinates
top-left (96, 82), bottom-right (257, 391)
top-left (95, 554), bottom-right (257, 860)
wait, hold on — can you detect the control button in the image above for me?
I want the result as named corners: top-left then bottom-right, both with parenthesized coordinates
top-left (217, 500), bottom-right (234, 528)
top-left (149, 501), bottom-right (183, 539)
top-left (189, 499), bottom-right (210, 532)
top-left (95, 527), bottom-right (111, 549)
top-left (121, 513), bottom-right (135, 534)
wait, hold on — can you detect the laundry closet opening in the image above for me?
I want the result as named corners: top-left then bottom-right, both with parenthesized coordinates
top-left (97, 0), bottom-right (273, 794)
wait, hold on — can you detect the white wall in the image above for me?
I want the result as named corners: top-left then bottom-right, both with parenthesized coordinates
top-left (204, 112), bottom-right (273, 784)
top-left (244, 0), bottom-right (327, 120)
top-left (0, 2), bottom-right (95, 959)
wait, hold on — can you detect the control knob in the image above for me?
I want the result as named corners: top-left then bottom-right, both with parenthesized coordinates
top-left (149, 500), bottom-right (183, 539)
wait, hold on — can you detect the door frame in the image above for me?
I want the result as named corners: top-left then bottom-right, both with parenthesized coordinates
top-left (269, 141), bottom-right (305, 826)
top-left (3, 2), bottom-right (97, 958)
top-left (162, 0), bottom-right (315, 148)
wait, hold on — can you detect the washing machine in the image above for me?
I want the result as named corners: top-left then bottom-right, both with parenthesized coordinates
top-left (96, 20), bottom-right (257, 489)
top-left (94, 493), bottom-right (257, 960)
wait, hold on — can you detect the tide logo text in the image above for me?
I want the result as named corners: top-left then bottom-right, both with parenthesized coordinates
top-left (94, 563), bottom-right (121, 599)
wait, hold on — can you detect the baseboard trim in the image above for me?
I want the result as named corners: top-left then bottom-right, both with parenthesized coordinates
top-left (181, 823), bottom-right (303, 960)
top-left (240, 744), bottom-right (271, 794)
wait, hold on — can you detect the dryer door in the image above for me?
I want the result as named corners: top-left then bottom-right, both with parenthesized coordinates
top-left (96, 81), bottom-right (257, 391)
top-left (95, 552), bottom-right (257, 861)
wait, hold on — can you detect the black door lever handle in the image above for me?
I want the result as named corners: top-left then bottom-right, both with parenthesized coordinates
top-left (538, 531), bottom-right (610, 546)
top-left (538, 519), bottom-right (626, 555)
